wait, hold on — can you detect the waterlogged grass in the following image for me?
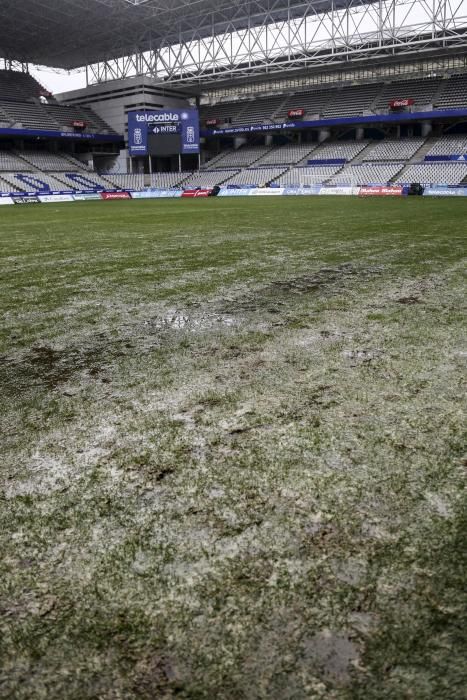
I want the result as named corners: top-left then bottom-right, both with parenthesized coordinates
top-left (0, 197), bottom-right (466, 699)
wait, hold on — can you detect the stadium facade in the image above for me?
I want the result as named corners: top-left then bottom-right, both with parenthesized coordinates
top-left (1, 0), bottom-right (467, 198)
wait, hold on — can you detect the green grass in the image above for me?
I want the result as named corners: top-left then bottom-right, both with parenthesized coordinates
top-left (0, 197), bottom-right (466, 699)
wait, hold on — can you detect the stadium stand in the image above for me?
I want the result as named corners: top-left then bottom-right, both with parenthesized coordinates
top-left (19, 151), bottom-right (79, 171)
top-left (211, 145), bottom-right (274, 168)
top-left (255, 142), bottom-right (318, 165)
top-left (373, 77), bottom-right (441, 112)
top-left (0, 69), bottom-right (50, 102)
top-left (0, 173), bottom-right (27, 192)
top-left (425, 135), bottom-right (467, 156)
top-left (202, 151), bottom-right (234, 168)
top-left (2, 67), bottom-right (467, 196)
top-left (201, 101), bottom-right (243, 126)
top-left (150, 172), bottom-right (192, 188)
top-left (275, 165), bottom-right (343, 185)
top-left (0, 105), bottom-right (11, 127)
top-left (181, 170), bottom-right (240, 188)
top-left (280, 88), bottom-right (334, 119)
top-left (435, 74), bottom-right (467, 108)
top-left (0, 99), bottom-right (117, 133)
top-left (232, 95), bottom-right (287, 125)
top-left (105, 173), bottom-right (146, 190)
top-left (61, 172), bottom-right (115, 190)
top-left (44, 104), bottom-right (116, 133)
top-left (394, 162), bottom-right (467, 185)
top-left (328, 162), bottom-right (405, 185)
top-left (309, 141), bottom-right (369, 161)
top-left (322, 83), bottom-right (382, 117)
top-left (0, 151), bottom-right (32, 171)
top-left (200, 74), bottom-right (467, 129)
top-left (0, 101), bottom-right (60, 130)
top-left (0, 69), bottom-right (116, 134)
top-left (222, 167), bottom-right (288, 186)
top-left (1, 171), bottom-right (68, 192)
top-left (361, 138), bottom-right (426, 161)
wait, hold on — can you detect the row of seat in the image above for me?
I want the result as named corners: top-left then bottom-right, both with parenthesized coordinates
top-left (201, 74), bottom-right (467, 125)
top-left (206, 135), bottom-right (467, 169)
top-left (0, 70), bottom-right (47, 102)
top-left (0, 170), bottom-right (116, 193)
top-left (2, 158), bottom-right (466, 192)
top-left (0, 70), bottom-right (116, 134)
top-left (0, 150), bottom-right (97, 173)
top-left (1, 135), bottom-right (467, 194)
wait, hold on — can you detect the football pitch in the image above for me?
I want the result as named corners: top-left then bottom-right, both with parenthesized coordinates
top-left (1, 197), bottom-right (466, 699)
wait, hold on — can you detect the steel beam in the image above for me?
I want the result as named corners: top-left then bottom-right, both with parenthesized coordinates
top-left (85, 0), bottom-right (467, 86)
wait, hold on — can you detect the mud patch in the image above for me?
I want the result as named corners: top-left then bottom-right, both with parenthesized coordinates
top-left (302, 629), bottom-right (359, 684)
top-left (145, 311), bottom-right (236, 332)
top-left (219, 263), bottom-right (382, 313)
top-left (270, 263), bottom-right (356, 294)
top-left (342, 348), bottom-right (383, 365)
top-left (132, 653), bottom-right (185, 698)
top-left (0, 340), bottom-right (124, 393)
top-left (397, 296), bottom-right (422, 305)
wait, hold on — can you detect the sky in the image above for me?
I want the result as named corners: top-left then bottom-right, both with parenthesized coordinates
top-left (30, 66), bottom-right (87, 95)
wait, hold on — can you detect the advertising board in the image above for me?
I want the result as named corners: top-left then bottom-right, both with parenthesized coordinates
top-left (73, 193), bottom-right (102, 201)
top-left (181, 189), bottom-right (213, 197)
top-left (218, 188), bottom-right (255, 197)
top-left (13, 196), bottom-right (41, 204)
top-left (251, 188), bottom-right (285, 196)
top-left (38, 194), bottom-right (74, 203)
top-left (423, 187), bottom-right (467, 197)
top-left (282, 186), bottom-right (322, 195)
top-left (389, 99), bottom-right (415, 108)
top-left (319, 186), bottom-right (360, 196)
top-left (288, 108), bottom-right (305, 118)
top-left (128, 109), bottom-right (200, 156)
top-left (100, 191), bottom-right (131, 200)
top-left (131, 189), bottom-right (184, 199)
top-left (0, 196), bottom-right (14, 205)
top-left (358, 186), bottom-right (404, 197)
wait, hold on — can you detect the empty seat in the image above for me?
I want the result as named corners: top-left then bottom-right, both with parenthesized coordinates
top-left (425, 135), bottom-right (467, 156)
top-left (105, 173), bottom-right (145, 190)
top-left (395, 162), bottom-right (467, 185)
top-left (276, 166), bottom-right (342, 185)
top-left (222, 167), bottom-right (287, 186)
top-left (322, 84), bottom-right (382, 118)
top-left (374, 78), bottom-right (441, 111)
top-left (255, 143), bottom-right (318, 165)
top-left (0, 151), bottom-right (31, 171)
top-left (435, 75), bottom-right (467, 109)
top-left (181, 170), bottom-right (239, 189)
top-left (362, 139), bottom-right (425, 161)
top-left (310, 141), bottom-right (369, 161)
top-left (212, 146), bottom-right (273, 168)
top-left (328, 163), bottom-right (405, 185)
top-left (150, 172), bottom-right (192, 188)
top-left (0, 69), bottom-right (50, 102)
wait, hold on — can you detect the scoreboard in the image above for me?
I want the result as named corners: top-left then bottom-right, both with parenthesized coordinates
top-left (128, 109), bottom-right (200, 157)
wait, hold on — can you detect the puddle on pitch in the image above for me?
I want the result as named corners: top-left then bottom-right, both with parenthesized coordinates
top-left (146, 312), bottom-right (237, 332)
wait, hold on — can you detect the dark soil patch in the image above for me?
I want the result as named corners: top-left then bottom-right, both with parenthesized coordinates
top-left (220, 264), bottom-right (382, 313)
top-left (397, 296), bottom-right (422, 305)
top-left (0, 339), bottom-right (130, 393)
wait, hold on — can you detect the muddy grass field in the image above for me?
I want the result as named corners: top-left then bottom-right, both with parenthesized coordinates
top-left (1, 197), bottom-right (466, 699)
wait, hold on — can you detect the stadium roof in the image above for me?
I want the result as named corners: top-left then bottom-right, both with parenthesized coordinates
top-left (0, 0), bottom-right (370, 69)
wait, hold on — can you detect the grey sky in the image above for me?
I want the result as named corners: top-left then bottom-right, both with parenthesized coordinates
top-left (30, 66), bottom-right (87, 95)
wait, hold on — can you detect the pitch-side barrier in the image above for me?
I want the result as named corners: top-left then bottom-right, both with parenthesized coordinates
top-left (2, 184), bottom-right (467, 205)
